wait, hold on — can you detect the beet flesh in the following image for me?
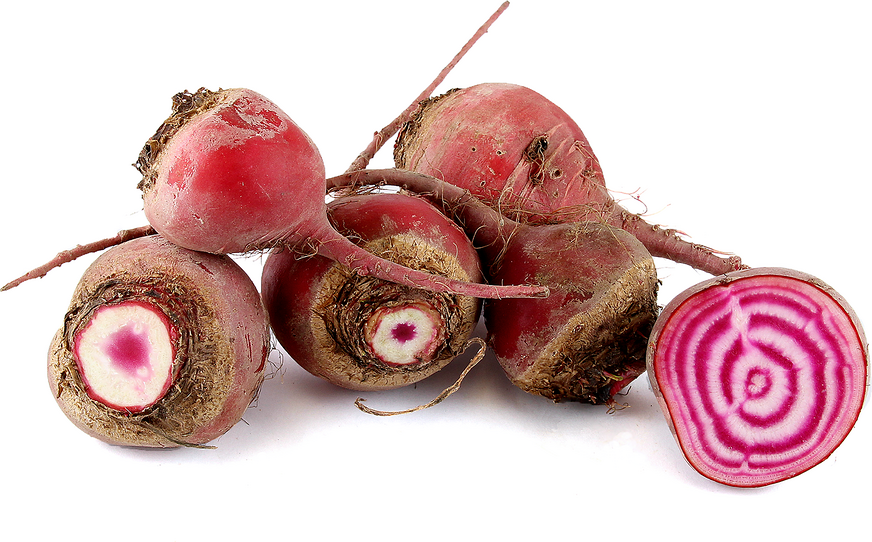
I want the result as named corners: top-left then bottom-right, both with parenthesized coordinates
top-left (647, 267), bottom-right (868, 487)
top-left (72, 300), bottom-right (177, 413)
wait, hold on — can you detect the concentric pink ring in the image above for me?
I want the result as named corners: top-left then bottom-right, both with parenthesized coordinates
top-left (650, 270), bottom-right (867, 487)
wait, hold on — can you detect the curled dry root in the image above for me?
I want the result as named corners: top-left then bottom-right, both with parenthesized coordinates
top-left (354, 337), bottom-right (487, 416)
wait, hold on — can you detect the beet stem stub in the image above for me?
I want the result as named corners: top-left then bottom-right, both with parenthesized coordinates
top-left (647, 267), bottom-right (868, 488)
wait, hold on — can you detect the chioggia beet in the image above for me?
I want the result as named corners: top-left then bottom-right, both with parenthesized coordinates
top-left (48, 235), bottom-right (269, 448)
top-left (133, 87), bottom-right (545, 300)
top-left (394, 83), bottom-right (742, 276)
top-left (647, 267), bottom-right (868, 487)
top-left (262, 192), bottom-right (482, 391)
top-left (328, 169), bottom-right (659, 405)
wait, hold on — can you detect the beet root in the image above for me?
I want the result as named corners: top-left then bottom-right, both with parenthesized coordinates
top-left (395, 83), bottom-right (609, 224)
top-left (647, 267), bottom-right (868, 487)
top-left (48, 236), bottom-right (269, 448)
top-left (262, 192), bottom-right (483, 391)
top-left (485, 222), bottom-right (659, 404)
top-left (135, 87), bottom-right (325, 255)
top-left (394, 83), bottom-right (743, 276)
top-left (134, 87), bottom-right (545, 300)
top-left (328, 169), bottom-right (660, 405)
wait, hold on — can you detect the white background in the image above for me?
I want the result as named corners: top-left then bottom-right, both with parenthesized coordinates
top-left (1, 1), bottom-right (869, 540)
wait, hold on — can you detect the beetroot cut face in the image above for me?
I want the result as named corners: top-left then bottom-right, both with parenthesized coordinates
top-left (49, 236), bottom-right (270, 448)
top-left (72, 300), bottom-right (178, 413)
top-left (647, 267), bottom-right (868, 487)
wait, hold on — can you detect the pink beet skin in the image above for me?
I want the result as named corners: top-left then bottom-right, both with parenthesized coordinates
top-left (143, 88), bottom-right (325, 254)
top-left (648, 267), bottom-right (868, 487)
top-left (396, 83), bottom-right (610, 222)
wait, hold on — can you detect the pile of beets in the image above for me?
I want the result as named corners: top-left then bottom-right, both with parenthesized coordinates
top-left (5, 4), bottom-right (866, 489)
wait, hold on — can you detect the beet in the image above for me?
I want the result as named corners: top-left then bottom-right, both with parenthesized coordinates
top-left (262, 192), bottom-right (483, 391)
top-left (394, 83), bottom-right (743, 276)
top-left (484, 221), bottom-right (658, 404)
top-left (647, 267), bottom-right (868, 487)
top-left (328, 168), bottom-right (660, 405)
top-left (48, 236), bottom-right (269, 448)
top-left (133, 87), bottom-right (546, 300)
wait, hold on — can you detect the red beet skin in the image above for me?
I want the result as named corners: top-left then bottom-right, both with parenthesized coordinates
top-left (140, 88), bottom-right (326, 254)
top-left (395, 83), bottom-right (610, 222)
top-left (485, 222), bottom-right (657, 404)
top-left (647, 267), bottom-right (868, 487)
top-left (48, 236), bottom-right (270, 448)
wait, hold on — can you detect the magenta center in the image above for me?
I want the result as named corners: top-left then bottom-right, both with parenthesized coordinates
top-left (391, 322), bottom-right (417, 344)
top-left (103, 324), bottom-right (152, 376)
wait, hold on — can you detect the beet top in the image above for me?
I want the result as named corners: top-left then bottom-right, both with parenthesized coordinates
top-left (647, 267), bottom-right (868, 487)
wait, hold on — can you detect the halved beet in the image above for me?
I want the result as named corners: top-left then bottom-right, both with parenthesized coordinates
top-left (647, 267), bottom-right (867, 487)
